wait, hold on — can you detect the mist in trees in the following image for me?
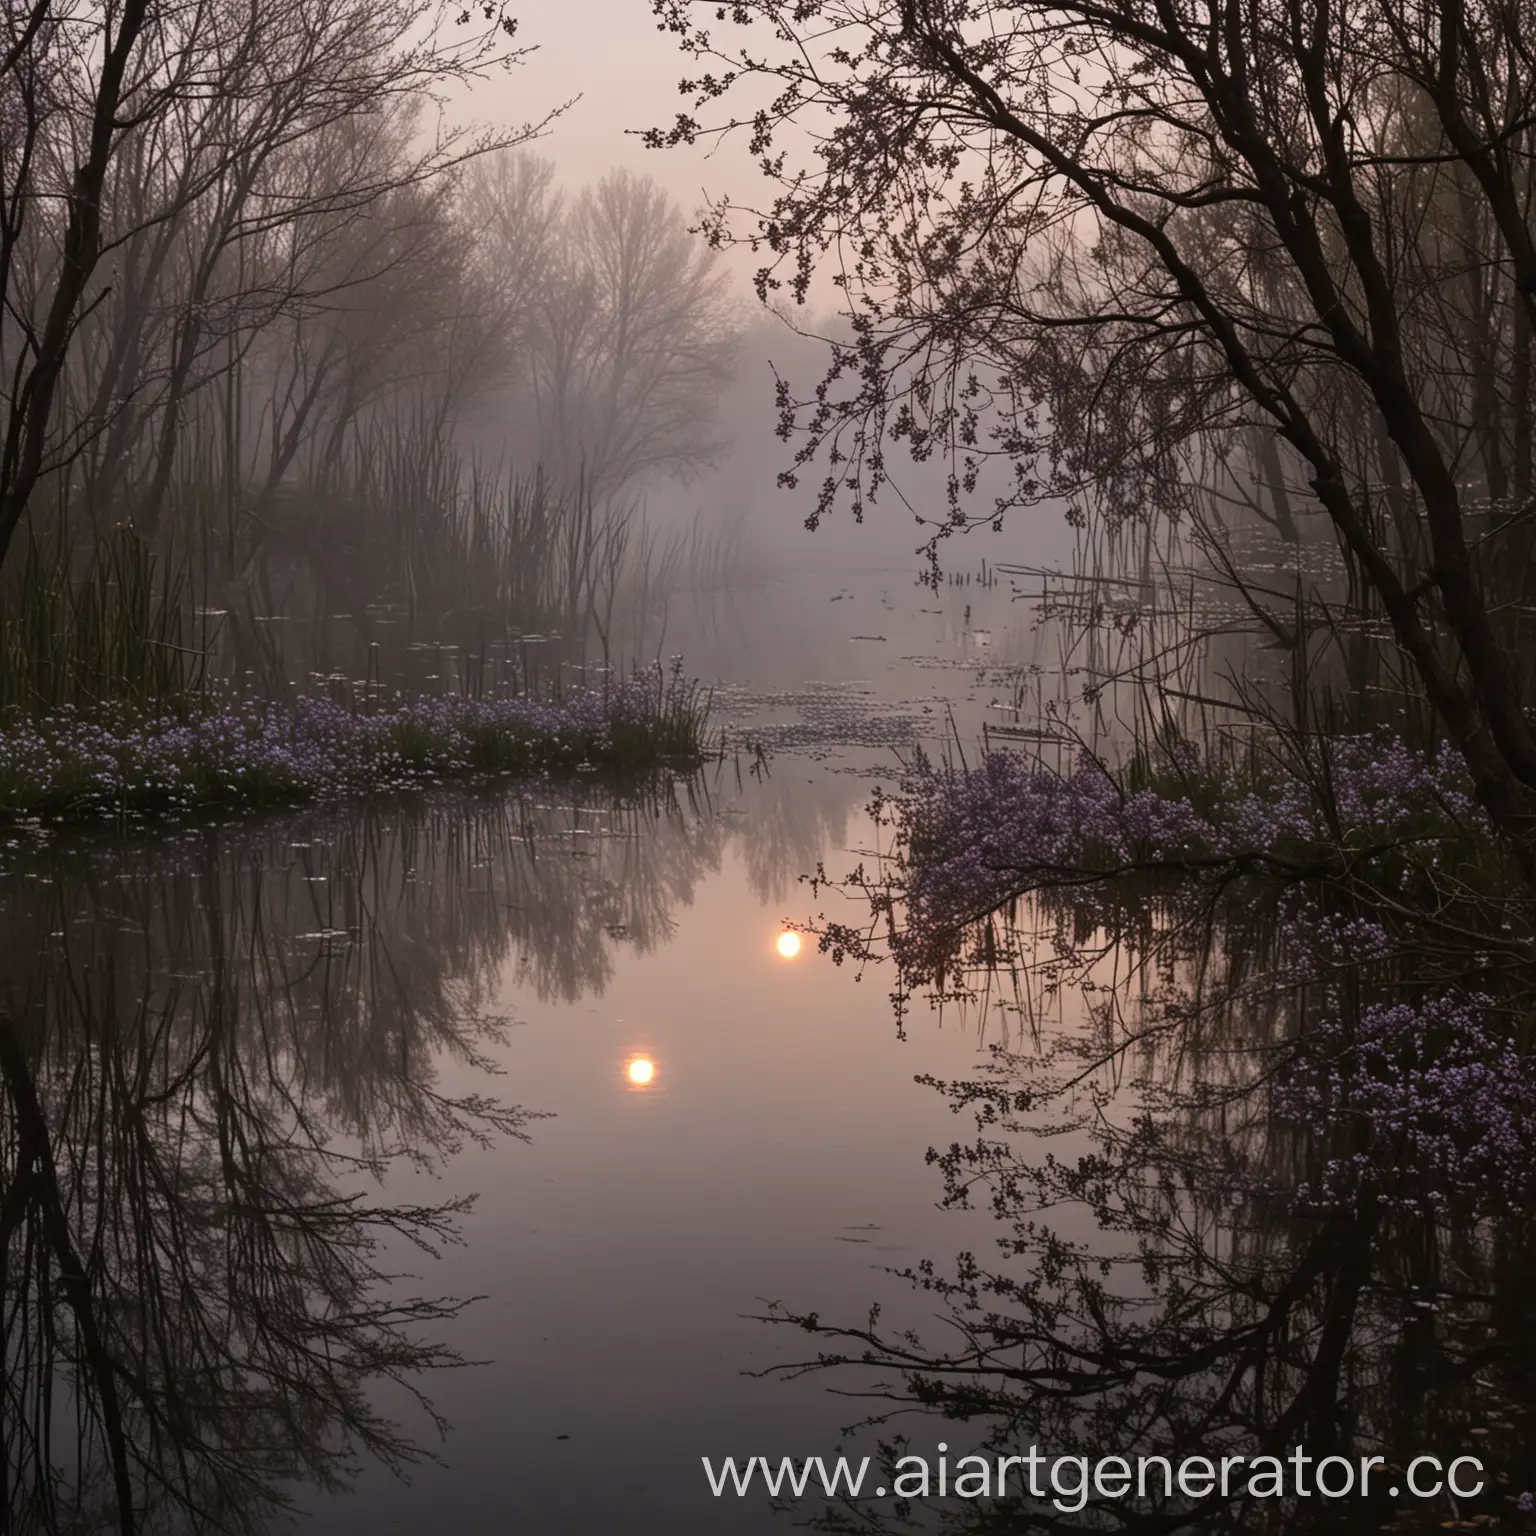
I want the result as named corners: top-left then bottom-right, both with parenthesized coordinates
top-left (13, 0), bottom-right (1536, 1529)
top-left (460, 158), bottom-right (738, 498)
top-left (0, 2), bottom-right (772, 699)
top-left (616, 4), bottom-right (1536, 1528)
top-left (653, 0), bottom-right (1536, 859)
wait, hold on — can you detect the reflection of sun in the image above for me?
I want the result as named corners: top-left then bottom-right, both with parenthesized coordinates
top-left (776, 931), bottom-right (802, 959)
top-left (627, 1057), bottom-right (655, 1086)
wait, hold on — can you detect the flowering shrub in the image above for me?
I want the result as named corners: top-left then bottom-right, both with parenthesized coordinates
top-left (902, 749), bottom-right (1209, 930)
top-left (860, 736), bottom-right (1535, 1215)
top-left (1273, 992), bottom-right (1536, 1214)
top-left (896, 735), bottom-right (1487, 963)
top-left (0, 666), bottom-right (706, 822)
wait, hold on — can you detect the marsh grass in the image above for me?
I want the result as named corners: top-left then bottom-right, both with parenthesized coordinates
top-left (239, 411), bottom-right (750, 697)
top-left (299, 413), bottom-right (641, 646)
top-left (0, 405), bottom-right (736, 830)
top-left (0, 520), bottom-right (209, 717)
top-left (0, 663), bottom-right (712, 824)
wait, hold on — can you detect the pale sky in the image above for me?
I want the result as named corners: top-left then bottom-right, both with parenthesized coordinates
top-left (466, 2), bottom-right (770, 233)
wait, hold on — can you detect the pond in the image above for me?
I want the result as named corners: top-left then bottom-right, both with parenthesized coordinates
top-left (3, 564), bottom-right (1530, 1535)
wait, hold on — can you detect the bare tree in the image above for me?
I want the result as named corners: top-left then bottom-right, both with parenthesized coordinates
top-left (524, 168), bottom-right (739, 500)
top-left (651, 0), bottom-right (1536, 867)
top-left (0, 0), bottom-right (157, 568)
top-left (0, 0), bottom-right (545, 570)
top-left (459, 149), bottom-right (565, 387)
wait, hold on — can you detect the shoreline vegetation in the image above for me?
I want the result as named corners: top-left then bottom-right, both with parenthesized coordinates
top-left (817, 729), bottom-right (1536, 1222)
top-left (0, 662), bottom-right (710, 825)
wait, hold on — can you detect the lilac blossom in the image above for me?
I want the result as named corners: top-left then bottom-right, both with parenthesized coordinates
top-left (1273, 991), bottom-right (1535, 1215)
top-left (862, 735), bottom-right (1530, 1218)
top-left (895, 735), bottom-right (1487, 961)
top-left (0, 665), bottom-right (699, 822)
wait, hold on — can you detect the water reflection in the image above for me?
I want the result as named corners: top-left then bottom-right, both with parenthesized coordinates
top-left (0, 906), bottom-right (526, 1531)
top-left (0, 766), bottom-right (860, 1534)
top-left (778, 870), bottom-right (1536, 1534)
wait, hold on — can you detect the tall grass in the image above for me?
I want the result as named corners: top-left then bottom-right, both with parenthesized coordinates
top-left (259, 410), bottom-right (748, 688)
top-left (0, 520), bottom-right (208, 717)
top-left (2, 401), bottom-right (737, 736)
top-left (301, 411), bottom-right (637, 645)
top-left (987, 475), bottom-right (1439, 789)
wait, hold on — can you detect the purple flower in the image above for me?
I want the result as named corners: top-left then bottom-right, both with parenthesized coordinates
top-left (1274, 991), bottom-right (1534, 1215)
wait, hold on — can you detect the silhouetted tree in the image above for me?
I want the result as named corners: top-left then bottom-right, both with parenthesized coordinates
top-left (524, 167), bottom-right (740, 499)
top-left (651, 0), bottom-right (1536, 868)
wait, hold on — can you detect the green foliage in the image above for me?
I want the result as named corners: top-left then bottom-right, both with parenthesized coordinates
top-left (0, 521), bottom-right (207, 718)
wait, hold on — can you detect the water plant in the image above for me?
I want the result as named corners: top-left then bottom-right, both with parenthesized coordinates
top-left (1274, 990), bottom-right (1536, 1215)
top-left (853, 734), bottom-right (1496, 990)
top-left (0, 662), bottom-right (710, 824)
top-left (0, 521), bottom-right (207, 717)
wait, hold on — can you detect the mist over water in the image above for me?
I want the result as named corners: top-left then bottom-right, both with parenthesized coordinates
top-left (6, 4), bottom-right (1536, 1534)
top-left (13, 549), bottom-right (1525, 1535)
top-left (1, 568), bottom-right (1073, 1534)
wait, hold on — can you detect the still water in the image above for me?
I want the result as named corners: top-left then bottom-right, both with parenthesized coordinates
top-left (2, 565), bottom-right (1057, 1534)
top-left (15, 566), bottom-right (1525, 1535)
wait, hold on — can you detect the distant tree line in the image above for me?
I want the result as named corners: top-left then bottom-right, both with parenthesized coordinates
top-left (0, 1), bottom-right (737, 653)
top-left (460, 153), bottom-right (738, 500)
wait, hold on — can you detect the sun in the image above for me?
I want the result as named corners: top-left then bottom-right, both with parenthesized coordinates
top-left (627, 1057), bottom-right (655, 1086)
top-left (776, 930), bottom-right (802, 959)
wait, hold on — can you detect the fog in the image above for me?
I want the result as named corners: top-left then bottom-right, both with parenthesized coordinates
top-left (0, 1), bottom-right (1075, 694)
top-left (8, 6), bottom-right (1534, 1535)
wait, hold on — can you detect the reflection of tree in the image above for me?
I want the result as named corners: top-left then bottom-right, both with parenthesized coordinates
top-left (773, 883), bottom-right (1536, 1533)
top-left (0, 1000), bottom-right (492, 1535)
top-left (0, 764), bottom-right (874, 1530)
top-left (0, 776), bottom-right (739, 1533)
top-left (731, 765), bottom-right (861, 906)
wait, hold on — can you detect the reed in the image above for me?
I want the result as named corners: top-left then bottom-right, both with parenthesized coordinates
top-left (0, 520), bottom-right (208, 718)
top-left (311, 411), bottom-right (638, 646)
